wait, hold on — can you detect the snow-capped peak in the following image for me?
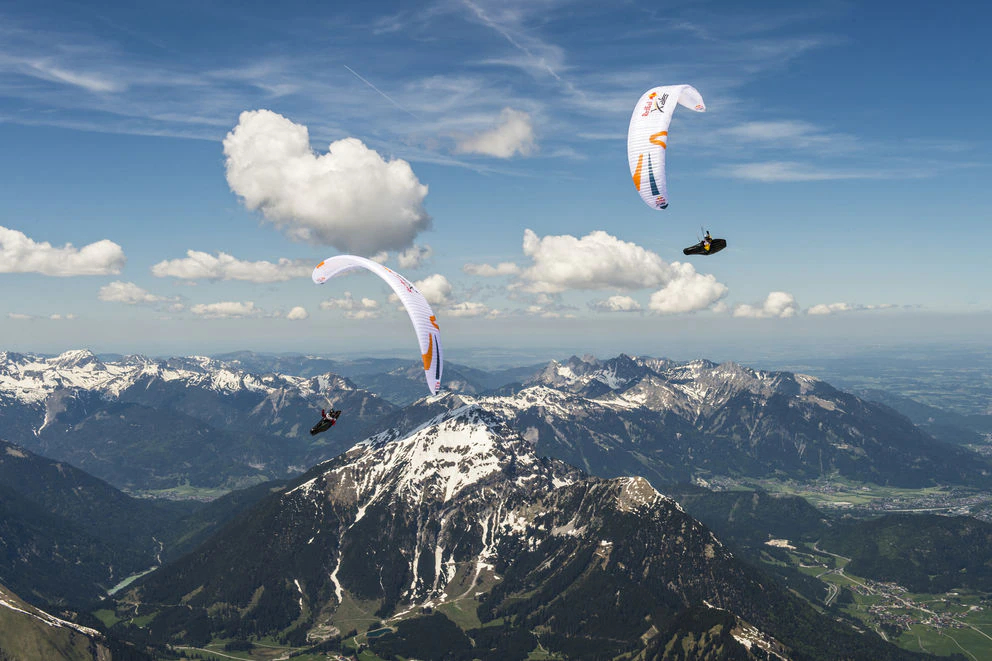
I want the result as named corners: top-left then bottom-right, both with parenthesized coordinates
top-left (295, 402), bottom-right (569, 508)
top-left (0, 349), bottom-right (351, 406)
top-left (51, 349), bottom-right (102, 369)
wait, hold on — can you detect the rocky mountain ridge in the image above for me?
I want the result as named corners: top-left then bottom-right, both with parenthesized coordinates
top-left (0, 349), bottom-right (397, 492)
top-left (124, 401), bottom-right (922, 660)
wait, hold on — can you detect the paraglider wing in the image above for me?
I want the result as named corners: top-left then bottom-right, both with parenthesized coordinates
top-left (627, 85), bottom-right (705, 211)
top-left (312, 255), bottom-right (443, 395)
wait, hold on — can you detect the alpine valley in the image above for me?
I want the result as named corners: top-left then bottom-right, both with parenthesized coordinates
top-left (2, 349), bottom-right (991, 660)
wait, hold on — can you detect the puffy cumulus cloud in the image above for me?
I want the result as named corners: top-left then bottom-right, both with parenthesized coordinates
top-left (286, 306), bottom-right (309, 320)
top-left (648, 264), bottom-right (728, 314)
top-left (733, 292), bottom-right (799, 318)
top-left (397, 244), bottom-right (432, 269)
top-left (455, 108), bottom-right (536, 158)
top-left (0, 225), bottom-right (125, 276)
top-left (151, 250), bottom-right (311, 282)
top-left (190, 301), bottom-right (260, 318)
top-left (518, 229), bottom-right (669, 294)
top-left (370, 252), bottom-right (389, 265)
top-left (590, 295), bottom-right (643, 312)
top-left (807, 302), bottom-right (897, 316)
top-left (413, 274), bottom-right (453, 307)
top-left (447, 301), bottom-right (498, 318)
top-left (463, 261), bottom-right (521, 277)
top-left (98, 281), bottom-right (170, 305)
top-left (389, 273), bottom-right (488, 316)
top-left (807, 302), bottom-right (851, 316)
top-left (223, 109), bottom-right (430, 254)
top-left (320, 292), bottom-right (381, 319)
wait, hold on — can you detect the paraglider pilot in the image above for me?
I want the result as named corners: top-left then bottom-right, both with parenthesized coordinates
top-left (311, 408), bottom-right (342, 436)
top-left (703, 230), bottom-right (712, 252)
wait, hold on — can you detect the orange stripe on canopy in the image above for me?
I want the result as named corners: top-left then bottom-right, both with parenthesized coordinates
top-left (632, 153), bottom-right (644, 190)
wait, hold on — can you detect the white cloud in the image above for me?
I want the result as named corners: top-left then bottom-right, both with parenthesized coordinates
top-left (520, 229), bottom-right (663, 293)
top-left (713, 121), bottom-right (860, 157)
top-left (151, 250), bottom-right (311, 282)
top-left (223, 109), bottom-right (430, 254)
top-left (807, 302), bottom-right (897, 315)
top-left (525, 304), bottom-right (575, 319)
top-left (534, 293), bottom-right (557, 306)
top-left (286, 306), bottom-right (309, 320)
top-left (397, 244), bottom-right (432, 269)
top-left (190, 301), bottom-right (260, 318)
top-left (460, 1), bottom-right (569, 83)
top-left (15, 57), bottom-right (122, 93)
top-left (6, 311), bottom-right (75, 320)
top-left (807, 302), bottom-right (851, 316)
top-left (520, 292), bottom-right (578, 318)
top-left (98, 281), bottom-right (171, 305)
top-left (370, 252), bottom-right (390, 265)
top-left (716, 161), bottom-right (869, 182)
top-left (518, 229), bottom-right (717, 297)
top-left (590, 295), bottom-right (642, 312)
top-left (390, 272), bottom-right (492, 316)
top-left (413, 274), bottom-right (453, 307)
top-left (447, 301), bottom-right (497, 317)
top-left (0, 225), bottom-right (125, 276)
top-left (648, 264), bottom-right (729, 314)
top-left (463, 261), bottom-right (521, 277)
top-left (455, 108), bottom-right (535, 158)
top-left (320, 292), bottom-right (381, 319)
top-left (733, 292), bottom-right (799, 318)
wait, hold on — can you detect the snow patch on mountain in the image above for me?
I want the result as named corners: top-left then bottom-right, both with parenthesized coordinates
top-left (0, 585), bottom-right (101, 638)
top-left (281, 401), bottom-right (593, 605)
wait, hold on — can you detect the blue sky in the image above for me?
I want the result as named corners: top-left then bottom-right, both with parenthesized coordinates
top-left (0, 0), bottom-right (989, 363)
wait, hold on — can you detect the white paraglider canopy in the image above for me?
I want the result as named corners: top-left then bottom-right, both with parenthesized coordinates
top-left (313, 255), bottom-right (443, 395)
top-left (627, 85), bottom-right (706, 211)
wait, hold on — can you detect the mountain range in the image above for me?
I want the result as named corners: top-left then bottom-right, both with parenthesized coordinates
top-left (363, 354), bottom-right (992, 490)
top-left (118, 402), bottom-right (923, 660)
top-left (4, 347), bottom-right (984, 658)
top-left (5, 350), bottom-right (986, 498)
top-left (0, 350), bottom-right (396, 493)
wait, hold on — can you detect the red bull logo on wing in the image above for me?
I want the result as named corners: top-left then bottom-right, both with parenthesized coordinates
top-left (641, 92), bottom-right (659, 116)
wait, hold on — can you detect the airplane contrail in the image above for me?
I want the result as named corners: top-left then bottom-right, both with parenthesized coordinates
top-left (343, 65), bottom-right (421, 121)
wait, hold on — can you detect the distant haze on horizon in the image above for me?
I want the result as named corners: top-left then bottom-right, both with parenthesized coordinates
top-left (4, 311), bottom-right (990, 372)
